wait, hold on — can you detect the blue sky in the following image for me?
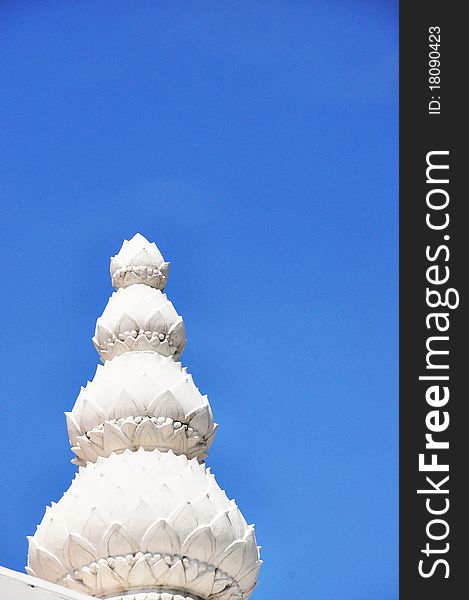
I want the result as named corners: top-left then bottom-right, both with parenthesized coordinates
top-left (0, 2), bottom-right (397, 598)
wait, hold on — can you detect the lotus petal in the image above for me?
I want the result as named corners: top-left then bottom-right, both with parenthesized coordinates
top-left (165, 558), bottom-right (185, 588)
top-left (76, 436), bottom-right (100, 462)
top-left (110, 389), bottom-right (140, 419)
top-left (151, 557), bottom-right (170, 581)
top-left (65, 412), bottom-right (80, 445)
top-left (227, 506), bottom-right (248, 539)
top-left (81, 399), bottom-right (106, 432)
top-left (169, 319), bottom-right (185, 345)
top-left (145, 310), bottom-right (166, 333)
top-left (95, 324), bottom-right (112, 343)
top-left (127, 499), bottom-right (156, 542)
top-left (212, 572), bottom-right (230, 594)
top-left (63, 574), bottom-right (89, 594)
top-left (182, 526), bottom-right (214, 563)
top-left (190, 565), bottom-right (216, 596)
top-left (243, 582), bottom-right (258, 599)
top-left (141, 520), bottom-right (179, 554)
top-left (81, 567), bottom-right (97, 592)
top-left (116, 314), bottom-right (138, 334)
top-left (65, 534), bottom-right (97, 569)
top-left (159, 419), bottom-right (175, 441)
top-left (128, 555), bottom-right (155, 588)
top-left (237, 563), bottom-right (261, 592)
top-left (210, 588), bottom-right (238, 600)
top-left (241, 528), bottom-right (260, 571)
top-left (121, 418), bottom-right (137, 439)
top-left (96, 563), bottom-right (124, 595)
top-left (113, 556), bottom-right (132, 581)
top-left (103, 422), bottom-right (128, 453)
top-left (88, 429), bottom-right (104, 447)
top-left (149, 483), bottom-right (175, 517)
top-left (102, 523), bottom-right (136, 556)
top-left (182, 557), bottom-right (198, 583)
top-left (82, 511), bottom-right (107, 544)
top-left (131, 248), bottom-right (158, 267)
top-left (36, 548), bottom-right (65, 581)
top-left (148, 391), bottom-right (185, 421)
top-left (134, 419), bottom-right (158, 447)
top-left (192, 493), bottom-right (217, 523)
top-left (210, 511), bottom-right (236, 550)
top-left (169, 502), bottom-right (199, 540)
top-left (217, 541), bottom-right (246, 578)
top-left (187, 407), bottom-right (211, 436)
top-left (132, 335), bottom-right (153, 351)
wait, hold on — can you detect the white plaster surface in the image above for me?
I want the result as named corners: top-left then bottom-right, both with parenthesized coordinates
top-left (0, 566), bottom-right (91, 600)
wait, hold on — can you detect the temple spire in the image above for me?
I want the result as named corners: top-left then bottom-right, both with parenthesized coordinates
top-left (28, 235), bottom-right (261, 600)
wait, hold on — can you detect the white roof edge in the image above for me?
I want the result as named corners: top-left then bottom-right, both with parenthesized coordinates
top-left (0, 566), bottom-right (92, 600)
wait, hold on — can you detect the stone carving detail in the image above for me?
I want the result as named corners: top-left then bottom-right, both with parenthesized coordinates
top-left (66, 352), bottom-right (216, 464)
top-left (28, 235), bottom-right (261, 599)
top-left (111, 233), bottom-right (170, 290)
top-left (93, 285), bottom-right (186, 362)
top-left (27, 450), bottom-right (260, 600)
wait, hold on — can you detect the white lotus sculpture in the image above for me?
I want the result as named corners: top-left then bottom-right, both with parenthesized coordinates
top-left (27, 235), bottom-right (261, 600)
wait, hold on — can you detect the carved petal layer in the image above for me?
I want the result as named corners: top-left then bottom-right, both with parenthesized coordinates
top-left (69, 352), bottom-right (216, 464)
top-left (28, 449), bottom-right (260, 599)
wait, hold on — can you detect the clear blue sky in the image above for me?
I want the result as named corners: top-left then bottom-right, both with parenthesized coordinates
top-left (0, 2), bottom-right (397, 598)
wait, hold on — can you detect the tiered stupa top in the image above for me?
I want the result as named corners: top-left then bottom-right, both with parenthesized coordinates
top-left (27, 235), bottom-right (261, 600)
top-left (110, 233), bottom-right (170, 290)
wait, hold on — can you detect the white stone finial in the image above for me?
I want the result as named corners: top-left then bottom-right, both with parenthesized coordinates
top-left (28, 450), bottom-right (261, 600)
top-left (110, 234), bottom-right (170, 290)
top-left (28, 236), bottom-right (261, 600)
